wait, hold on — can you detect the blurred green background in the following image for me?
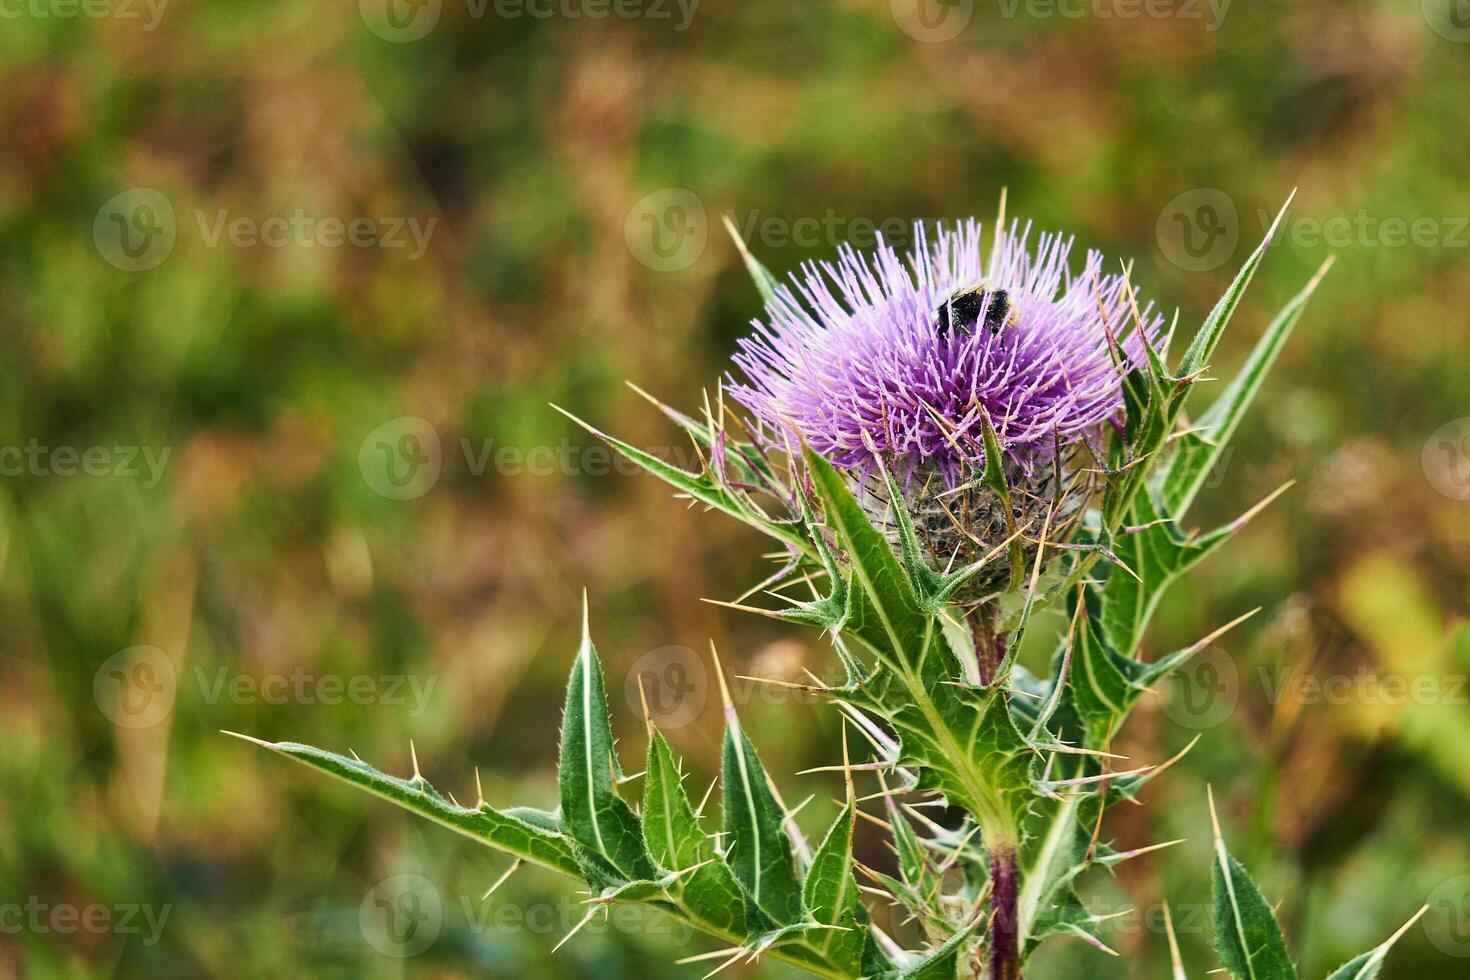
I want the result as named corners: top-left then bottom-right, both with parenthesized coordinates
top-left (2, 0), bottom-right (1468, 976)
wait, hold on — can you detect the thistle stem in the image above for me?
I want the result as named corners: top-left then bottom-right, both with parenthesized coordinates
top-left (988, 846), bottom-right (1022, 980)
top-left (970, 605), bottom-right (1007, 687)
top-left (968, 603), bottom-right (1021, 978)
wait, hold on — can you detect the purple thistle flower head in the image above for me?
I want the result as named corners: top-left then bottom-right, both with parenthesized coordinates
top-left (729, 219), bottom-right (1164, 485)
top-left (729, 219), bottom-right (1166, 595)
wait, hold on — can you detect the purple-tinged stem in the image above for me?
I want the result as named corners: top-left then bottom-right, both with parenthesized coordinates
top-left (988, 846), bottom-right (1022, 980)
top-left (970, 606), bottom-right (1007, 687)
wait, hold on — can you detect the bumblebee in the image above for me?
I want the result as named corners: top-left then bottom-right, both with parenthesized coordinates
top-left (935, 281), bottom-right (1017, 339)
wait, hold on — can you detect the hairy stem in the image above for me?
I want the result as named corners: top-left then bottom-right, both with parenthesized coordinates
top-left (988, 846), bottom-right (1022, 980)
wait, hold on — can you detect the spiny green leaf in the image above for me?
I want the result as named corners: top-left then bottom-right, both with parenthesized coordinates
top-left (553, 404), bottom-right (807, 554)
top-left (882, 685), bottom-right (1038, 842)
top-left (1067, 606), bottom-right (1141, 748)
top-left (1210, 791), bottom-right (1298, 980)
top-left (1065, 594), bottom-right (1231, 747)
top-left (719, 660), bottom-right (804, 926)
top-left (1017, 794), bottom-right (1094, 955)
top-left (888, 798), bottom-right (936, 900)
top-left (626, 380), bottom-right (780, 492)
top-left (830, 634), bottom-right (875, 691)
top-left (772, 479), bottom-right (851, 631)
top-left (1159, 260), bottom-right (1329, 518)
top-left (1177, 192), bottom-right (1295, 379)
top-left (1322, 905), bottom-right (1427, 980)
top-left (1118, 350), bottom-right (1170, 454)
top-left (1212, 851), bottom-right (1297, 980)
top-left (977, 413), bottom-right (1027, 593)
top-left (801, 802), bottom-right (867, 975)
top-left (804, 447), bottom-right (932, 676)
top-left (558, 606), bottom-right (655, 882)
top-left (595, 873), bottom-right (688, 904)
top-left (1132, 300), bottom-right (1174, 400)
top-left (899, 911), bottom-right (985, 979)
top-left (1327, 952), bottom-right (1386, 980)
top-left (642, 728), bottom-right (746, 935)
top-left (859, 864), bottom-right (946, 941)
top-left (228, 736), bottom-right (581, 878)
top-left (1092, 489), bottom-right (1236, 660)
top-left (876, 460), bottom-right (945, 606)
top-left (724, 213), bottom-right (783, 302)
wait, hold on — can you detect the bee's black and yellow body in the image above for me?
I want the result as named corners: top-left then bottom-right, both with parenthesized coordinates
top-left (935, 282), bottom-right (1017, 338)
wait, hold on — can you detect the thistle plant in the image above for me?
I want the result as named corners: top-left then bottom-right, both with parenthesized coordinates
top-left (236, 197), bottom-right (1432, 978)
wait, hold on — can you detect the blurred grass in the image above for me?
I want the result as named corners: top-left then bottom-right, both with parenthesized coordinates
top-left (1, 0), bottom-right (1468, 976)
